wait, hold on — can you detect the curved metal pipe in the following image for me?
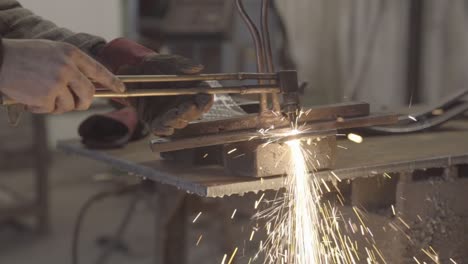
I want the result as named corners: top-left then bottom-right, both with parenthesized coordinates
top-left (236, 0), bottom-right (266, 72)
top-left (236, 0), bottom-right (268, 112)
top-left (261, 0), bottom-right (281, 111)
top-left (261, 0), bottom-right (274, 73)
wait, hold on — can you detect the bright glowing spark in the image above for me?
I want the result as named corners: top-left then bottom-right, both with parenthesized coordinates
top-left (227, 148), bottom-right (237, 154)
top-left (231, 209), bottom-right (237, 219)
top-left (353, 207), bottom-right (367, 227)
top-left (330, 171), bottom-right (342, 182)
top-left (397, 217), bottom-right (410, 229)
top-left (321, 178), bottom-right (331, 192)
top-left (389, 223), bottom-right (398, 232)
top-left (383, 172), bottom-right (392, 179)
top-left (253, 120), bottom-right (384, 264)
top-left (257, 139), bottom-right (323, 263)
top-left (249, 230), bottom-right (255, 241)
top-left (372, 245), bottom-right (387, 264)
top-left (196, 235), bottom-right (203, 246)
top-left (221, 254), bottom-right (227, 264)
top-left (391, 205), bottom-right (396, 216)
top-left (192, 212), bottom-right (202, 223)
top-left (347, 133), bottom-right (363, 144)
top-left (413, 256), bottom-right (421, 264)
top-left (203, 153), bottom-right (209, 158)
top-left (421, 248), bottom-right (440, 263)
top-left (288, 140), bottom-right (323, 262)
top-left (228, 247), bottom-right (238, 264)
top-left (450, 258), bottom-right (457, 264)
top-left (408, 115), bottom-right (418, 122)
top-left (255, 193), bottom-right (265, 209)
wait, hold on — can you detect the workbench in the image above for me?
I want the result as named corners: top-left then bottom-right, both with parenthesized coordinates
top-left (58, 119), bottom-right (468, 264)
top-left (59, 120), bottom-right (465, 197)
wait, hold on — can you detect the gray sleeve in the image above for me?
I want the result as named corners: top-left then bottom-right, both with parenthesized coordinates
top-left (0, 0), bottom-right (106, 55)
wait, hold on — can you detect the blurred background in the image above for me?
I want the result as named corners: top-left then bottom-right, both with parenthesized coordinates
top-left (1, 0), bottom-right (468, 263)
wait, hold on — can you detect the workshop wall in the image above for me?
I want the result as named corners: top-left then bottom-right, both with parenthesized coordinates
top-left (421, 0), bottom-right (468, 103)
top-left (276, 0), bottom-right (409, 110)
top-left (276, 0), bottom-right (468, 110)
top-left (18, 0), bottom-right (122, 40)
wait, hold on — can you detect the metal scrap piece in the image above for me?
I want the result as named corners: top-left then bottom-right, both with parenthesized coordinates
top-left (174, 102), bottom-right (371, 137)
top-left (150, 112), bottom-right (397, 153)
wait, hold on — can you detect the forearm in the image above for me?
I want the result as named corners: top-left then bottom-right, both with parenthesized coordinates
top-left (0, 0), bottom-right (105, 55)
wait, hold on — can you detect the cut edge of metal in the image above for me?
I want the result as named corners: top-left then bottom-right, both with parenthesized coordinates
top-left (151, 113), bottom-right (398, 153)
top-left (176, 102), bottom-right (371, 137)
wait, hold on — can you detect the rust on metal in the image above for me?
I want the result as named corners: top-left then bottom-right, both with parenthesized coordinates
top-left (151, 112), bottom-right (398, 153)
top-left (174, 102), bottom-right (371, 137)
top-left (151, 127), bottom-right (314, 153)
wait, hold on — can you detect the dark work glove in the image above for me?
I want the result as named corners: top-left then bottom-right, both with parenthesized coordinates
top-left (96, 38), bottom-right (214, 136)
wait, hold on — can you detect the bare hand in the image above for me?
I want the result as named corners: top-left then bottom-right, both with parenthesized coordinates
top-left (0, 39), bottom-right (125, 114)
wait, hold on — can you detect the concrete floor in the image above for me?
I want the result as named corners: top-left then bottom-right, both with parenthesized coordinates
top-left (0, 154), bottom-right (151, 263)
top-left (0, 151), bottom-right (261, 264)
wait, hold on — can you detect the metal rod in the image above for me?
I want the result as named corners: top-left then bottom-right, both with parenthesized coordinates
top-left (260, 0), bottom-right (281, 112)
top-left (1, 85), bottom-right (281, 105)
top-left (117, 72), bottom-right (278, 83)
top-left (95, 86), bottom-right (280, 98)
top-left (236, 0), bottom-right (269, 113)
top-left (235, 0), bottom-right (266, 72)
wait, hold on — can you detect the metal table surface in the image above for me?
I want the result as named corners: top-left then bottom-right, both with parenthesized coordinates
top-left (58, 119), bottom-right (468, 198)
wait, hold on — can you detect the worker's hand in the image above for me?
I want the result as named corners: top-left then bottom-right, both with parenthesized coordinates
top-left (118, 55), bottom-right (213, 136)
top-left (0, 39), bottom-right (125, 114)
top-left (97, 38), bottom-right (214, 136)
